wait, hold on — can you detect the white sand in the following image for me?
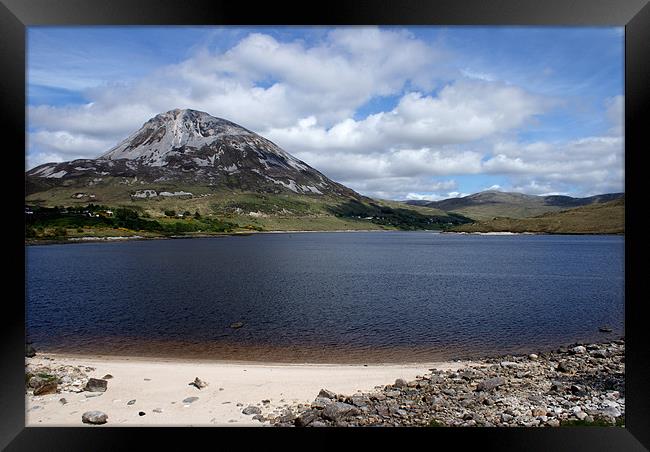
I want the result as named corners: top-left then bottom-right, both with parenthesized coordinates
top-left (26, 354), bottom-right (468, 427)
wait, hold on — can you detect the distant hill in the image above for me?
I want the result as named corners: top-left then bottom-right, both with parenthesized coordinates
top-left (448, 197), bottom-right (624, 234)
top-left (404, 190), bottom-right (624, 221)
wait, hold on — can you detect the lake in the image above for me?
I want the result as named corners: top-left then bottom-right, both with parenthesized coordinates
top-left (25, 232), bottom-right (625, 363)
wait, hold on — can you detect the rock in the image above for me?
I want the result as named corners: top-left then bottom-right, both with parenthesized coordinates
top-left (500, 361), bottom-right (520, 368)
top-left (102, 374), bottom-right (113, 380)
top-left (317, 388), bottom-right (337, 399)
top-left (242, 405), bottom-right (262, 415)
top-left (547, 419), bottom-right (560, 427)
top-left (189, 377), bottom-right (208, 389)
top-left (600, 407), bottom-right (621, 418)
top-left (182, 397), bottom-right (199, 404)
top-left (590, 350), bottom-right (608, 359)
top-left (570, 346), bottom-right (587, 354)
top-left (476, 377), bottom-right (506, 392)
top-left (394, 378), bottom-right (408, 388)
top-left (82, 411), bottom-right (107, 425)
top-left (386, 390), bottom-right (401, 397)
top-left (556, 361), bottom-right (572, 373)
top-left (575, 411), bottom-right (588, 421)
top-left (84, 378), bottom-right (108, 392)
top-left (127, 400), bottom-right (136, 405)
top-left (599, 326), bottom-right (613, 333)
top-left (528, 354), bottom-right (538, 360)
top-left (230, 322), bottom-right (244, 329)
top-left (138, 411), bottom-right (145, 416)
top-left (59, 398), bottom-right (68, 405)
top-left (295, 409), bottom-right (321, 427)
top-left (26, 344), bottom-right (36, 358)
top-left (253, 414), bottom-right (266, 422)
top-left (311, 397), bottom-right (333, 409)
top-left (322, 402), bottom-right (360, 422)
top-left (34, 382), bottom-right (58, 396)
top-left (153, 408), bottom-right (163, 413)
top-left (531, 407), bottom-right (546, 417)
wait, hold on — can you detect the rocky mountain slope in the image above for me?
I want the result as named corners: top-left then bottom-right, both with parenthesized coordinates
top-left (26, 109), bottom-right (358, 200)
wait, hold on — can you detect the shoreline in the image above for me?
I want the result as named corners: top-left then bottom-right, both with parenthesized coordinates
top-left (25, 338), bottom-right (625, 427)
top-left (25, 227), bottom-right (623, 246)
top-left (25, 353), bottom-right (461, 426)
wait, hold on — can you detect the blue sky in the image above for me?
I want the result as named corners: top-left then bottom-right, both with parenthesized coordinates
top-left (27, 26), bottom-right (624, 200)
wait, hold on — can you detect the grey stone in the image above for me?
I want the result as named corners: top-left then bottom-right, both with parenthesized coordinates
top-left (311, 397), bottom-right (333, 409)
top-left (127, 399), bottom-right (136, 405)
top-left (189, 377), bottom-right (208, 389)
top-left (317, 388), bottom-right (337, 399)
top-left (182, 396), bottom-right (199, 404)
top-left (242, 405), bottom-right (262, 415)
top-left (476, 377), bottom-right (506, 392)
top-left (84, 378), bottom-right (108, 392)
top-left (82, 410), bottom-right (107, 425)
top-left (394, 378), bottom-right (408, 388)
top-left (322, 402), bottom-right (360, 422)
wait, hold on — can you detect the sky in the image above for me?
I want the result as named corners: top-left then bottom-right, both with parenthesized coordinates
top-left (26, 26), bottom-right (624, 200)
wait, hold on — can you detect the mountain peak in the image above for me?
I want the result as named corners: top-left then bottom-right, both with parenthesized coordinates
top-left (100, 108), bottom-right (253, 163)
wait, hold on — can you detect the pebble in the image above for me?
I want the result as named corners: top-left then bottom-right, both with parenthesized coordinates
top-left (280, 339), bottom-right (625, 428)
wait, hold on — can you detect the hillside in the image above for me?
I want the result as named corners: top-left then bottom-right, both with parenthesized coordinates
top-left (405, 190), bottom-right (624, 221)
top-left (448, 198), bottom-right (624, 234)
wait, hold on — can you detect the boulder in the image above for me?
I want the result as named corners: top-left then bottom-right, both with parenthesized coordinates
top-left (295, 409), bottom-right (321, 427)
top-left (394, 378), bottom-right (408, 388)
top-left (34, 382), bottom-right (58, 396)
top-left (242, 405), bottom-right (262, 415)
top-left (25, 344), bottom-right (36, 358)
top-left (317, 388), bottom-right (337, 399)
top-left (321, 402), bottom-right (360, 422)
top-left (82, 411), bottom-right (108, 425)
top-left (84, 378), bottom-right (108, 392)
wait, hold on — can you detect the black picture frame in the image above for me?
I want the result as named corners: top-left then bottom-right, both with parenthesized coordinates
top-left (2, 0), bottom-right (648, 450)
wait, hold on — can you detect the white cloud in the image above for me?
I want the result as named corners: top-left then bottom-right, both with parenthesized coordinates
top-left (26, 28), bottom-right (623, 200)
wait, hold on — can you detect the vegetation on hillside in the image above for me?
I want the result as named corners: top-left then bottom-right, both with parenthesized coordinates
top-left (448, 198), bottom-right (624, 234)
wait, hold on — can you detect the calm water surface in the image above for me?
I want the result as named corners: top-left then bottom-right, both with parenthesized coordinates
top-left (26, 232), bottom-right (624, 363)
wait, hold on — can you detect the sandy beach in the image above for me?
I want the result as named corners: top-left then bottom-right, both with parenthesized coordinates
top-left (25, 354), bottom-right (468, 427)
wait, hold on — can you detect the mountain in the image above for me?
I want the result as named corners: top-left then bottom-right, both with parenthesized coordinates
top-left (27, 108), bottom-right (357, 199)
top-left (404, 190), bottom-right (625, 221)
top-left (25, 109), bottom-right (468, 234)
top-left (449, 197), bottom-right (624, 234)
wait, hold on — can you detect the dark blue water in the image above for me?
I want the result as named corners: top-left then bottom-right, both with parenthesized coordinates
top-left (26, 232), bottom-right (624, 363)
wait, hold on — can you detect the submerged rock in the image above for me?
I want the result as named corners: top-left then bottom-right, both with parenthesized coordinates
top-left (230, 322), bottom-right (244, 329)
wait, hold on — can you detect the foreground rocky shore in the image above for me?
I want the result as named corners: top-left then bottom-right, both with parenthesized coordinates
top-left (25, 339), bottom-right (624, 427)
top-left (275, 339), bottom-right (625, 427)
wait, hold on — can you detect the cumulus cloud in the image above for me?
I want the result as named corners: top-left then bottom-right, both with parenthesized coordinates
top-left (26, 27), bottom-right (623, 200)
